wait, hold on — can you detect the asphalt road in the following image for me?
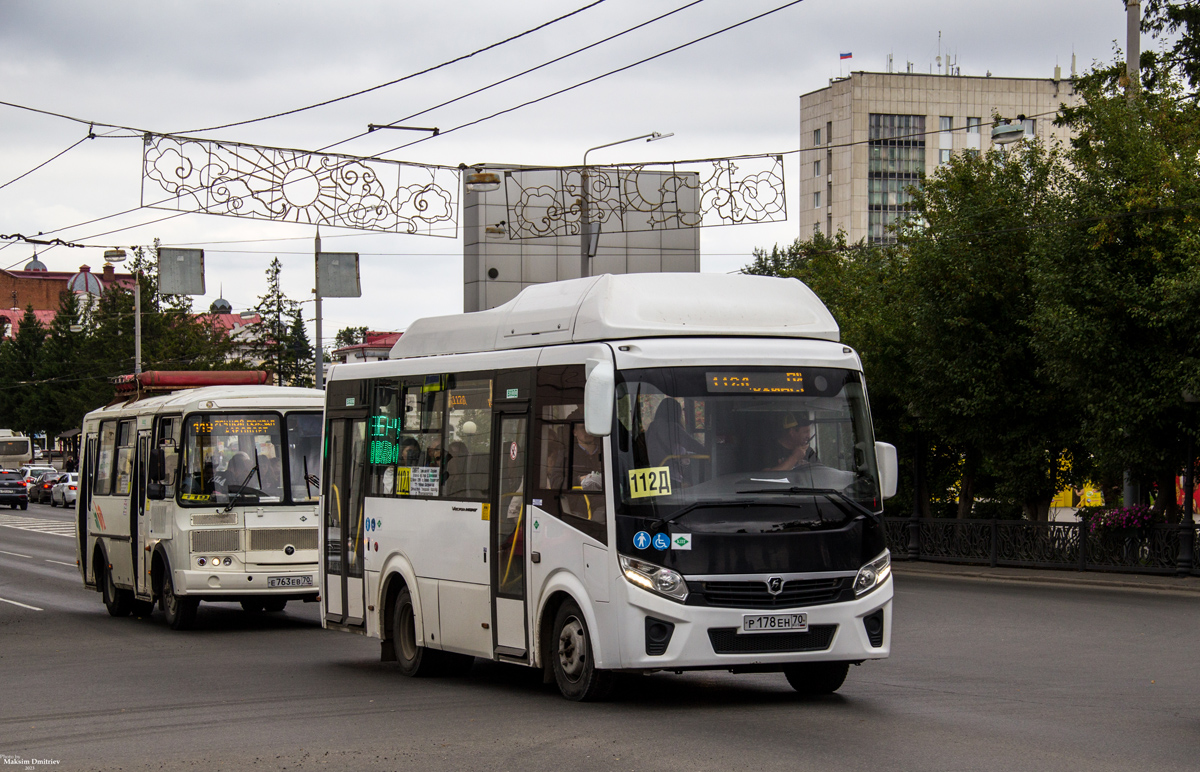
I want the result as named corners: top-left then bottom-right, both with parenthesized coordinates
top-left (1, 500), bottom-right (1197, 772)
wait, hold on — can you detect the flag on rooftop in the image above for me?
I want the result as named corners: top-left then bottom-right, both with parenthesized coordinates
top-left (840, 52), bottom-right (853, 60)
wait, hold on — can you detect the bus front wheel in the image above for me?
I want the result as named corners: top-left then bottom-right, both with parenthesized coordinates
top-left (161, 568), bottom-right (198, 631)
top-left (550, 599), bottom-right (612, 701)
top-left (783, 661), bottom-right (849, 695)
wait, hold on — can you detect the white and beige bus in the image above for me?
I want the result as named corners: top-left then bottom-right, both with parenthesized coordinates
top-left (321, 273), bottom-right (898, 700)
top-left (77, 372), bottom-right (325, 630)
top-left (0, 430), bottom-right (33, 470)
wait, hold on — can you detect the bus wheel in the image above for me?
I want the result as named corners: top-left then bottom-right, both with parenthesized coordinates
top-left (551, 600), bottom-right (613, 701)
top-left (391, 587), bottom-right (442, 677)
top-left (783, 661), bottom-right (850, 695)
top-left (161, 568), bottom-right (198, 631)
top-left (241, 600), bottom-right (265, 612)
top-left (100, 561), bottom-right (132, 618)
top-left (262, 599), bottom-right (287, 612)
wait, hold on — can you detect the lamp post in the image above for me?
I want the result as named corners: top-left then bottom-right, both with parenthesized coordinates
top-left (104, 249), bottom-right (139, 375)
top-left (579, 132), bottom-right (673, 279)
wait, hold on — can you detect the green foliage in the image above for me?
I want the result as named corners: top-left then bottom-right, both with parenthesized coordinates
top-left (0, 306), bottom-right (47, 436)
top-left (244, 257), bottom-right (314, 386)
top-left (335, 326), bottom-right (368, 348)
top-left (1143, 0), bottom-right (1200, 91)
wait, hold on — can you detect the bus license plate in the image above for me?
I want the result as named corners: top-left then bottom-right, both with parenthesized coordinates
top-left (741, 612), bottom-right (808, 634)
top-left (267, 575), bottom-right (313, 588)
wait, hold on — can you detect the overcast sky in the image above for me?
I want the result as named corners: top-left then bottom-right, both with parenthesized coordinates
top-left (0, 0), bottom-right (1134, 340)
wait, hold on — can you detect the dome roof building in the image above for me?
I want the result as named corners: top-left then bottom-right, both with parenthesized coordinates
top-left (67, 265), bottom-right (104, 296)
top-left (23, 252), bottom-right (48, 272)
top-left (209, 296), bottom-right (233, 314)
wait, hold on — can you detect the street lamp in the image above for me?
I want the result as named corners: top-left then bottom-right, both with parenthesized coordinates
top-left (991, 119), bottom-right (1026, 146)
top-left (104, 249), bottom-right (141, 375)
top-left (579, 132), bottom-right (673, 278)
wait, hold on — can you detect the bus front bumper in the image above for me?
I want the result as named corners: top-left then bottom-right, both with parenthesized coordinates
top-left (613, 575), bottom-right (893, 671)
top-left (174, 567), bottom-right (319, 597)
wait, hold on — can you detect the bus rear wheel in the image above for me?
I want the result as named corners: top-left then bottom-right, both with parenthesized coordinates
top-left (551, 599), bottom-right (612, 701)
top-left (391, 587), bottom-right (445, 677)
top-left (161, 568), bottom-right (198, 631)
top-left (783, 661), bottom-right (850, 695)
top-left (100, 561), bottom-right (132, 618)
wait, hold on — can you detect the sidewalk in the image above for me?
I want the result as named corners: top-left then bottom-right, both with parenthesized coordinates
top-left (892, 560), bottom-right (1200, 597)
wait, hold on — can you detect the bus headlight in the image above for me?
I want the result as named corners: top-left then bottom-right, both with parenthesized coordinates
top-left (620, 555), bottom-right (688, 602)
top-left (853, 550), bottom-right (891, 596)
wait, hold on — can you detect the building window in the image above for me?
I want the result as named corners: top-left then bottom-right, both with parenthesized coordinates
top-left (814, 191), bottom-right (821, 209)
top-left (813, 128), bottom-right (822, 147)
top-left (939, 116), bottom-right (953, 132)
top-left (814, 159), bottom-right (821, 177)
top-left (1022, 118), bottom-right (1036, 137)
top-left (967, 117), bottom-right (981, 133)
top-left (867, 114), bottom-right (926, 244)
top-left (939, 149), bottom-right (951, 165)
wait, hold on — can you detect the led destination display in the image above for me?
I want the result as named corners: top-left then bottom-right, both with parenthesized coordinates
top-left (706, 371), bottom-right (805, 393)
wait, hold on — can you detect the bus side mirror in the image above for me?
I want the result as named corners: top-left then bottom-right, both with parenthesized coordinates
top-left (875, 441), bottom-right (898, 499)
top-left (149, 448), bottom-right (165, 481)
top-left (146, 482), bottom-right (167, 500)
top-left (584, 358), bottom-right (615, 437)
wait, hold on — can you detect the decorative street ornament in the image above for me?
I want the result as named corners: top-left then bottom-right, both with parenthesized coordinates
top-left (501, 154), bottom-right (786, 240)
top-left (141, 134), bottom-right (460, 237)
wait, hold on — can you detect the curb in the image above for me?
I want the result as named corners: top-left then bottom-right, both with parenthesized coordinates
top-left (892, 563), bottom-right (1200, 597)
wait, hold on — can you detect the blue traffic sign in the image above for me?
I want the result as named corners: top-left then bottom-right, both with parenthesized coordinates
top-left (633, 531), bottom-right (651, 550)
top-left (652, 532), bottom-right (671, 551)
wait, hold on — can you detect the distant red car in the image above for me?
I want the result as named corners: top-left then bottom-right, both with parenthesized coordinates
top-left (30, 472), bottom-right (63, 504)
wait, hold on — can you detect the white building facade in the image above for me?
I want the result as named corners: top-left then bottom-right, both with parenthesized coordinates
top-left (800, 71), bottom-right (1080, 244)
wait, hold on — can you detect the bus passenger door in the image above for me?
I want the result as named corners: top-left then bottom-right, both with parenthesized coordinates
top-left (323, 417), bottom-right (368, 627)
top-left (134, 429), bottom-right (152, 596)
top-left (492, 411), bottom-right (530, 658)
top-left (78, 433), bottom-right (97, 587)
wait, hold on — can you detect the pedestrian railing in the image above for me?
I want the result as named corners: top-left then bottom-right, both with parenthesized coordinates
top-left (883, 517), bottom-right (1200, 577)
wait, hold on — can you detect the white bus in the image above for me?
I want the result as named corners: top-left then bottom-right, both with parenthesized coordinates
top-left (77, 372), bottom-right (325, 630)
top-left (0, 430), bottom-right (33, 469)
top-left (321, 274), bottom-right (898, 700)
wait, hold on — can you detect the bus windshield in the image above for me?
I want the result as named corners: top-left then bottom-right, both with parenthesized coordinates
top-left (179, 412), bottom-right (318, 506)
top-left (614, 366), bottom-right (881, 527)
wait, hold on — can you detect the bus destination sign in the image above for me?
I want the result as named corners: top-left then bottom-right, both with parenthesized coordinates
top-left (706, 371), bottom-right (805, 394)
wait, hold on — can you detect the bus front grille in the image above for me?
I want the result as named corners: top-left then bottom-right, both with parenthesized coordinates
top-left (698, 578), bottom-right (849, 608)
top-left (248, 528), bottom-right (318, 552)
top-left (191, 512), bottom-right (237, 526)
top-left (707, 624), bottom-right (837, 654)
top-left (190, 529), bottom-right (240, 553)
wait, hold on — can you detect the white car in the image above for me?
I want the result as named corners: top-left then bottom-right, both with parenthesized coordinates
top-left (19, 465), bottom-right (56, 483)
top-left (50, 473), bottom-right (78, 507)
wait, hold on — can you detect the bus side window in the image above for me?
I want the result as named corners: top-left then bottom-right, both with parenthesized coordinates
top-left (533, 365), bottom-right (606, 545)
top-left (443, 377), bottom-right (492, 500)
top-left (94, 421), bottom-right (117, 496)
top-left (113, 421), bottom-right (136, 496)
top-left (153, 416), bottom-right (181, 498)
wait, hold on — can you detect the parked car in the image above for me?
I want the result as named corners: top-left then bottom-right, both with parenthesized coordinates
top-left (31, 472), bottom-right (63, 504)
top-left (50, 473), bottom-right (78, 508)
top-left (0, 470), bottom-right (28, 510)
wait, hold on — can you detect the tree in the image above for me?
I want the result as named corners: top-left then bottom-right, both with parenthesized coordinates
top-left (0, 307), bottom-right (47, 437)
top-left (246, 257), bottom-right (302, 386)
top-left (33, 291), bottom-right (96, 439)
top-left (1032, 58), bottom-right (1200, 519)
top-left (280, 309), bottom-right (315, 388)
top-left (335, 326), bottom-right (368, 349)
top-left (1143, 0), bottom-right (1200, 91)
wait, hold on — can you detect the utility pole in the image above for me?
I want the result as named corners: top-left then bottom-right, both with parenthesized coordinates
top-left (1126, 1), bottom-right (1141, 91)
top-left (314, 227), bottom-right (323, 390)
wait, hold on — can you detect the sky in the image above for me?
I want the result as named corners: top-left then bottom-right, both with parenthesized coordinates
top-left (0, 0), bottom-right (1135, 342)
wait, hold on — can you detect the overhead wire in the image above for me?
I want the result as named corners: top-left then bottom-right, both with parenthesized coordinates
top-left (169, 0), bottom-right (612, 135)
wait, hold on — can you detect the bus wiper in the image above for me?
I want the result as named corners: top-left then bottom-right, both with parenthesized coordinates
top-left (222, 453), bottom-right (262, 514)
top-left (735, 486), bottom-right (879, 518)
top-left (648, 499), bottom-right (748, 531)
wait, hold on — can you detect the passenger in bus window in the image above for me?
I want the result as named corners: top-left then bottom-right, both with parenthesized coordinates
top-left (399, 437), bottom-right (421, 466)
top-left (645, 398), bottom-right (705, 486)
top-left (763, 413), bottom-right (817, 471)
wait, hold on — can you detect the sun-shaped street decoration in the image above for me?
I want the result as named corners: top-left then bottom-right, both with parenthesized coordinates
top-left (142, 134), bottom-right (459, 237)
top-left (501, 154), bottom-right (786, 240)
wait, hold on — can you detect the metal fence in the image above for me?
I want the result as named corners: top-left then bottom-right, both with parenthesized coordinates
top-left (883, 517), bottom-right (1200, 577)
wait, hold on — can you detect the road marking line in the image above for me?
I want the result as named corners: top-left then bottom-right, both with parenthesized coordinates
top-left (0, 596), bottom-right (43, 611)
top-left (0, 550), bottom-right (33, 558)
top-left (46, 560), bottom-right (76, 567)
top-left (0, 513), bottom-right (75, 538)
